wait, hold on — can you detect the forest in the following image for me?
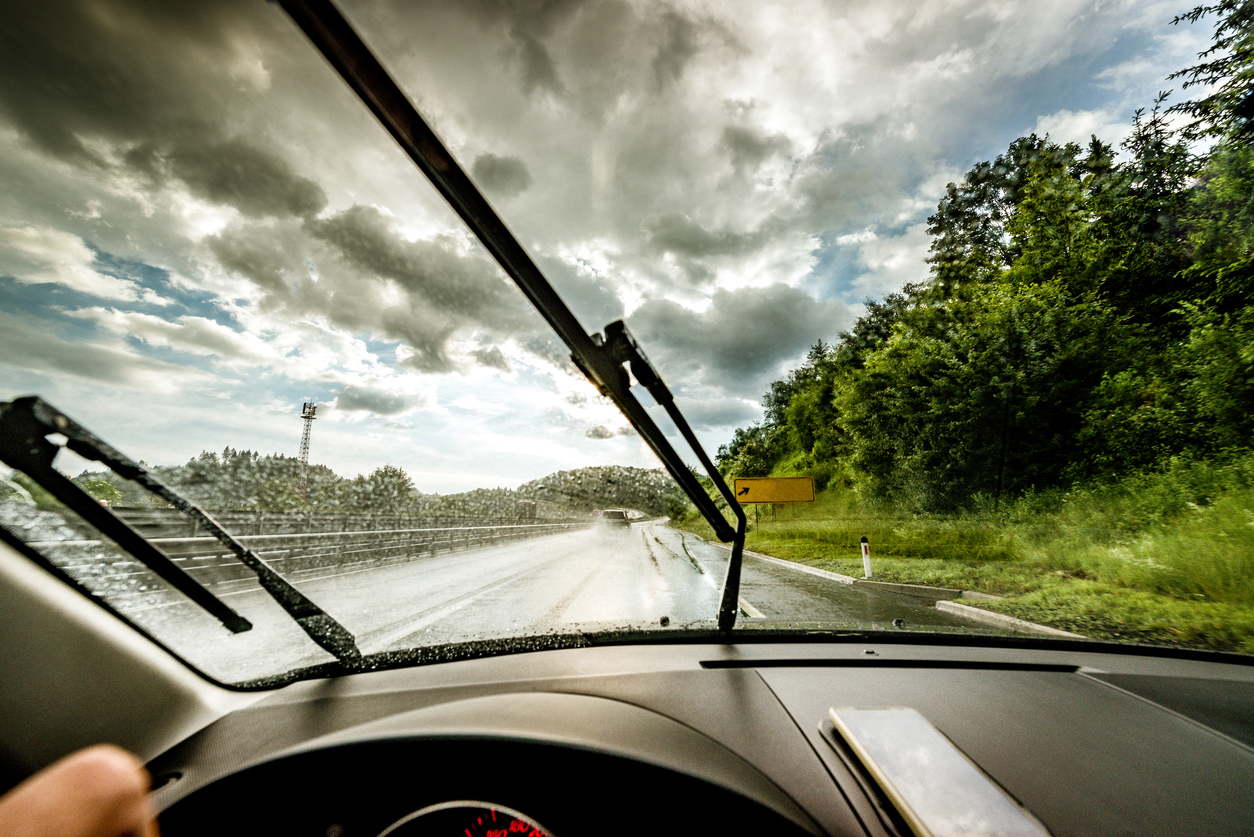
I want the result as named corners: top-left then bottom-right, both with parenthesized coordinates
top-left (717, 2), bottom-right (1254, 515)
top-left (13, 450), bottom-right (685, 521)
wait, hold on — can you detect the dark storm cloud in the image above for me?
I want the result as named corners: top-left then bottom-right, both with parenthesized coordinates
top-left (585, 424), bottom-right (633, 439)
top-left (471, 153), bottom-right (533, 199)
top-left (0, 0), bottom-right (284, 163)
top-left (165, 136), bottom-right (327, 218)
top-left (517, 33), bottom-right (566, 95)
top-left (721, 125), bottom-right (792, 175)
top-left (436, 0), bottom-right (584, 96)
top-left (333, 384), bottom-right (421, 415)
top-left (630, 284), bottom-right (852, 396)
top-left (207, 207), bottom-right (539, 373)
top-left (641, 212), bottom-right (769, 258)
top-left (651, 10), bottom-right (699, 90)
top-left (471, 345), bottom-right (512, 372)
top-left (206, 222), bottom-right (306, 294)
top-left (671, 396), bottom-right (758, 430)
top-left (127, 132), bottom-right (327, 220)
top-left (0, 0), bottom-right (332, 225)
top-left (305, 204), bottom-right (528, 325)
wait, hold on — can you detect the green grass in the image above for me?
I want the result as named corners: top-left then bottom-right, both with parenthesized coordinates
top-left (677, 457), bottom-right (1254, 654)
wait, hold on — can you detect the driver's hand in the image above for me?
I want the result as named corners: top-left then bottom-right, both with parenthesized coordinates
top-left (0, 745), bottom-right (159, 837)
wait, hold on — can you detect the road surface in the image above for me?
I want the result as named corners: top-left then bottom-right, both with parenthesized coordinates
top-left (121, 520), bottom-right (983, 682)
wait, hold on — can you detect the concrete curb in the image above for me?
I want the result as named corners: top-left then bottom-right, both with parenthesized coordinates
top-left (746, 549), bottom-right (859, 584)
top-left (856, 579), bottom-right (962, 602)
top-left (937, 601), bottom-right (1085, 638)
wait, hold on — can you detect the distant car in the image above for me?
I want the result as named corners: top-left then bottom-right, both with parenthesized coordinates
top-left (598, 509), bottom-right (631, 528)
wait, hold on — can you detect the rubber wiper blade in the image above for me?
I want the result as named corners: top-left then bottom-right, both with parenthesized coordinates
top-left (0, 396), bottom-right (363, 665)
top-left (278, 0), bottom-right (748, 632)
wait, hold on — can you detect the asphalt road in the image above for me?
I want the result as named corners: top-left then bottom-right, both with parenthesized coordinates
top-left (122, 520), bottom-right (980, 683)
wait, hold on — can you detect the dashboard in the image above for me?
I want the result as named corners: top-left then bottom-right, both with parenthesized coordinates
top-left (5, 536), bottom-right (1254, 837)
top-left (148, 640), bottom-right (1254, 837)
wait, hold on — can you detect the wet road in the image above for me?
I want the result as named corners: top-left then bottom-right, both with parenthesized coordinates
top-left (124, 520), bottom-right (979, 682)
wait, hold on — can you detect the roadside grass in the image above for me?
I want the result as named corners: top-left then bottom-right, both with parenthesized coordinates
top-left (676, 456), bottom-right (1254, 654)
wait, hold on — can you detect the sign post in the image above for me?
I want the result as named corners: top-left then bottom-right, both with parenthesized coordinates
top-left (861, 536), bottom-right (872, 578)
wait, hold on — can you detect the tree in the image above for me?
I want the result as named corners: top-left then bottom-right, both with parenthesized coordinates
top-left (716, 424), bottom-right (783, 478)
top-left (1087, 100), bottom-right (1195, 329)
top-left (349, 465), bottom-right (418, 514)
top-left (1182, 303), bottom-right (1254, 450)
top-left (1183, 142), bottom-right (1254, 312)
top-left (1168, 1), bottom-right (1254, 143)
top-left (835, 282), bottom-right (1119, 510)
top-left (926, 135), bottom-right (1049, 292)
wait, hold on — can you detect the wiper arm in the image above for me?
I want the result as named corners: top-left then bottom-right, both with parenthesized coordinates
top-left (0, 396), bottom-right (363, 664)
top-left (279, 0), bottom-right (748, 632)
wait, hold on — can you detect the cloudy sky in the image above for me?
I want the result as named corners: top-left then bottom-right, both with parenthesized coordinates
top-left (0, 0), bottom-right (1207, 491)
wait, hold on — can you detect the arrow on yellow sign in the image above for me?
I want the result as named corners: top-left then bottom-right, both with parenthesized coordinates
top-left (731, 476), bottom-right (816, 504)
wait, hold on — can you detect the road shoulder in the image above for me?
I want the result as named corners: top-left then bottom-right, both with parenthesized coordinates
top-left (680, 526), bottom-right (1084, 638)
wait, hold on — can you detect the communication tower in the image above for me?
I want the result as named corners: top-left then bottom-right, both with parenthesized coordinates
top-left (297, 401), bottom-right (316, 497)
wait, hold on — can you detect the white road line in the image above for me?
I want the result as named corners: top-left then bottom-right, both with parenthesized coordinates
top-left (362, 591), bottom-right (493, 652)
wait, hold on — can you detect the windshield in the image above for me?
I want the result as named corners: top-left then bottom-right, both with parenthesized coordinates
top-left (3, 0), bottom-right (1252, 686)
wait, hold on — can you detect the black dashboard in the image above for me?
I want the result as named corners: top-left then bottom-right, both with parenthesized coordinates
top-left (150, 639), bottom-right (1254, 837)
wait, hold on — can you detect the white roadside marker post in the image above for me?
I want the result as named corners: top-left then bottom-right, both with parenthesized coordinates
top-left (861, 536), bottom-right (872, 579)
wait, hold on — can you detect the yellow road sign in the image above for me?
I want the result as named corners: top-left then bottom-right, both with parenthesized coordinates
top-left (732, 476), bottom-right (815, 504)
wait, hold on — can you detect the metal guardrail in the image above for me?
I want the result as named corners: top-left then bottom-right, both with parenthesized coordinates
top-left (109, 506), bottom-right (581, 539)
top-left (32, 519), bottom-right (593, 609)
top-left (146, 522), bottom-right (588, 585)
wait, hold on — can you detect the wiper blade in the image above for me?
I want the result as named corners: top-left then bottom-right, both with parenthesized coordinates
top-left (0, 396), bottom-right (363, 664)
top-left (279, 0), bottom-right (748, 631)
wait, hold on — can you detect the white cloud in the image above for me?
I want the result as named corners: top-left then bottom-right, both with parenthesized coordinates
top-left (0, 309), bottom-right (207, 392)
top-left (848, 224), bottom-right (932, 298)
top-left (73, 308), bottom-right (283, 364)
top-left (0, 225), bottom-right (144, 301)
top-left (1032, 108), bottom-right (1131, 150)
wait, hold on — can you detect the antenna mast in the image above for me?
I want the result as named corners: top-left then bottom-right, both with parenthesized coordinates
top-left (297, 401), bottom-right (316, 498)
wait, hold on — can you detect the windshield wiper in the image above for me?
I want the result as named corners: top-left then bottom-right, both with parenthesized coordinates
top-left (0, 396), bottom-right (363, 664)
top-left (279, 0), bottom-right (749, 632)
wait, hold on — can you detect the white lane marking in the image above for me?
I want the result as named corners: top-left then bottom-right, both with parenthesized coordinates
top-left (362, 591), bottom-right (493, 652)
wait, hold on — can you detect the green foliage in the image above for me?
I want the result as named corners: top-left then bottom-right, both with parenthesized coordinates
top-left (1181, 303), bottom-right (1254, 449)
top-left (78, 478), bottom-right (122, 505)
top-left (926, 135), bottom-right (1046, 290)
top-left (1185, 144), bottom-right (1254, 311)
top-left (716, 423), bottom-right (785, 478)
top-left (836, 282), bottom-right (1118, 510)
top-left (1072, 362), bottom-right (1197, 477)
top-left (1168, 1), bottom-right (1254, 143)
top-left (7, 472), bottom-right (59, 510)
top-left (348, 465), bottom-right (418, 514)
top-left (723, 458), bottom-right (1254, 651)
